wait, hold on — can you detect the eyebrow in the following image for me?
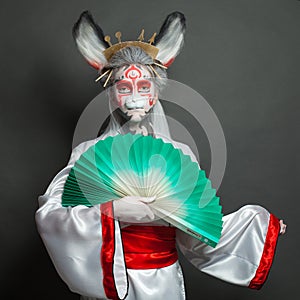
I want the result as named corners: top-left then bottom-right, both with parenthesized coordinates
top-left (137, 80), bottom-right (151, 86)
top-left (113, 77), bottom-right (153, 84)
top-left (115, 80), bottom-right (133, 88)
top-left (113, 78), bottom-right (132, 84)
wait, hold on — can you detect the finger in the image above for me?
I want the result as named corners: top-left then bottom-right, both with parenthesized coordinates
top-left (279, 220), bottom-right (287, 234)
top-left (129, 206), bottom-right (155, 223)
top-left (142, 205), bottom-right (155, 220)
top-left (281, 225), bottom-right (287, 234)
top-left (279, 220), bottom-right (283, 233)
top-left (139, 195), bottom-right (157, 203)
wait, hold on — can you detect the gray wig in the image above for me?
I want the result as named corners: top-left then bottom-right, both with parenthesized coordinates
top-left (100, 46), bottom-right (167, 93)
top-left (72, 11), bottom-right (186, 140)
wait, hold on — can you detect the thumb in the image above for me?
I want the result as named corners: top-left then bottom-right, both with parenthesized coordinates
top-left (139, 195), bottom-right (157, 204)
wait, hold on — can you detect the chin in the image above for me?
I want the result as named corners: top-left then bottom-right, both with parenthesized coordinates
top-left (129, 115), bottom-right (144, 123)
top-left (127, 110), bottom-right (147, 123)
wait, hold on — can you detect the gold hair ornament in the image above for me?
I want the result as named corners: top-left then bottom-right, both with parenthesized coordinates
top-left (103, 69), bottom-right (113, 88)
top-left (103, 30), bottom-right (160, 61)
top-left (95, 69), bottom-right (111, 82)
top-left (153, 61), bottom-right (168, 69)
top-left (148, 64), bottom-right (161, 79)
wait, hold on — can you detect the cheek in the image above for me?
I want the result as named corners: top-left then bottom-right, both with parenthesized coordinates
top-left (139, 88), bottom-right (157, 106)
top-left (151, 98), bottom-right (157, 106)
top-left (145, 93), bottom-right (157, 109)
top-left (148, 97), bottom-right (154, 106)
top-left (113, 93), bottom-right (128, 107)
top-left (148, 89), bottom-right (157, 107)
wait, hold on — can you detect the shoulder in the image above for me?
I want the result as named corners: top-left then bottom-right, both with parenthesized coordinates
top-left (68, 136), bottom-right (103, 164)
top-left (157, 135), bottom-right (199, 164)
top-left (173, 141), bottom-right (199, 164)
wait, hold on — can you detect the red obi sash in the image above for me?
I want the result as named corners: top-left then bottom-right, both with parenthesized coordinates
top-left (100, 202), bottom-right (178, 300)
top-left (121, 225), bottom-right (178, 269)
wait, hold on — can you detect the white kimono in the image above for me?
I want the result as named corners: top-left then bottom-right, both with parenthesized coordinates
top-left (35, 136), bottom-right (280, 300)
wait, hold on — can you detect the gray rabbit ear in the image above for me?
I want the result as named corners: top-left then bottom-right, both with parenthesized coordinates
top-left (73, 11), bottom-right (109, 70)
top-left (154, 11), bottom-right (186, 67)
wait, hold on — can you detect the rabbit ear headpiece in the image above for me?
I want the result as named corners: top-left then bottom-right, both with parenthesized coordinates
top-left (73, 10), bottom-right (186, 80)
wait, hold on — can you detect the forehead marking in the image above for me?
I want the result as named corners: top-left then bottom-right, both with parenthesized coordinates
top-left (124, 65), bottom-right (143, 80)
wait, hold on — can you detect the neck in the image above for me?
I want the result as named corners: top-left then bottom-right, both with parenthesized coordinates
top-left (128, 122), bottom-right (149, 136)
top-left (113, 108), bottom-right (154, 136)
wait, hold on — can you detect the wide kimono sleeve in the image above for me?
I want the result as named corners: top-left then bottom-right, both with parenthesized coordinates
top-left (176, 204), bottom-right (281, 289)
top-left (35, 140), bottom-right (113, 299)
top-left (173, 141), bottom-right (281, 290)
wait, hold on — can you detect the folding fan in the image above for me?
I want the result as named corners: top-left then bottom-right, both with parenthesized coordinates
top-left (62, 133), bottom-right (223, 247)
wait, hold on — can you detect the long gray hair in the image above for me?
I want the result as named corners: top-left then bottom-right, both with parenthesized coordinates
top-left (96, 46), bottom-right (171, 140)
top-left (72, 11), bottom-right (186, 141)
top-left (102, 46), bottom-right (167, 92)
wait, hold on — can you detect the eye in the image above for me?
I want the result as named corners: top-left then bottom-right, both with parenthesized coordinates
top-left (138, 85), bottom-right (150, 93)
top-left (137, 80), bottom-right (151, 93)
top-left (117, 85), bottom-right (131, 94)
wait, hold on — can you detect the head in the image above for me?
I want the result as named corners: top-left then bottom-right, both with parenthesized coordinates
top-left (103, 46), bottom-right (167, 123)
top-left (109, 63), bottom-right (158, 123)
top-left (73, 10), bottom-right (185, 131)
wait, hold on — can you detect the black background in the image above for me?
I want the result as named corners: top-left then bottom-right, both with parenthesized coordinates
top-left (1, 0), bottom-right (299, 299)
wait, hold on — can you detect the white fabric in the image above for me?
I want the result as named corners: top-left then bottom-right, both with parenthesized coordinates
top-left (36, 99), bottom-right (276, 299)
top-left (113, 220), bottom-right (128, 299)
top-left (35, 134), bottom-right (199, 299)
top-left (113, 196), bottom-right (156, 223)
top-left (36, 135), bottom-right (273, 299)
top-left (36, 141), bottom-right (106, 298)
top-left (77, 204), bottom-right (271, 300)
top-left (177, 205), bottom-right (270, 287)
top-left (79, 262), bottom-right (185, 300)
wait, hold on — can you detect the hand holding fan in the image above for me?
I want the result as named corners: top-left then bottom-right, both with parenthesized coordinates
top-left (62, 133), bottom-right (223, 247)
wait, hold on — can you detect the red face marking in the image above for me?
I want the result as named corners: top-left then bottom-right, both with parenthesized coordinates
top-left (124, 65), bottom-right (142, 80)
top-left (137, 80), bottom-right (151, 92)
top-left (111, 64), bottom-right (158, 120)
top-left (116, 81), bottom-right (132, 94)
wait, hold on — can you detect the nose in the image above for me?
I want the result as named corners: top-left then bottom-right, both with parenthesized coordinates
top-left (125, 92), bottom-right (146, 109)
top-left (131, 89), bottom-right (140, 102)
top-left (124, 87), bottom-right (140, 105)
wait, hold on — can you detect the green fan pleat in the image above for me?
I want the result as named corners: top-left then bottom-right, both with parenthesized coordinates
top-left (62, 133), bottom-right (223, 247)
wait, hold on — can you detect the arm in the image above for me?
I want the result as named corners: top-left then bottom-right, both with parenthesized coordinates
top-left (171, 140), bottom-right (284, 289)
top-left (35, 139), bottom-right (157, 298)
top-left (176, 204), bottom-right (282, 289)
top-left (35, 140), bottom-right (108, 298)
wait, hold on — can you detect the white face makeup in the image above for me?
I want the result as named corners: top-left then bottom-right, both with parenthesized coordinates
top-left (110, 64), bottom-right (158, 123)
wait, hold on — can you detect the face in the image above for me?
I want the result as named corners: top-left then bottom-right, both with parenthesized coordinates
top-left (110, 64), bottom-right (158, 123)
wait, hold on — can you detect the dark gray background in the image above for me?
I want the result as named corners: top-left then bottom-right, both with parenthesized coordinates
top-left (1, 0), bottom-right (299, 299)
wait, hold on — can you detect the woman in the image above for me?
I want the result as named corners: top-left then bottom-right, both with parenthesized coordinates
top-left (35, 11), bottom-right (286, 300)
